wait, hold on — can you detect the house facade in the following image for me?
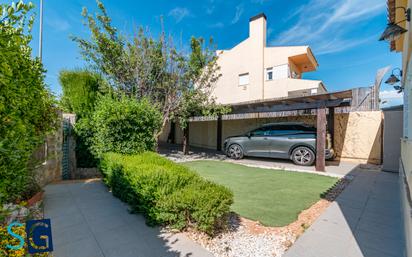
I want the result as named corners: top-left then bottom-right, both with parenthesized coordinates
top-left (383, 0), bottom-right (412, 256)
top-left (212, 13), bottom-right (326, 105)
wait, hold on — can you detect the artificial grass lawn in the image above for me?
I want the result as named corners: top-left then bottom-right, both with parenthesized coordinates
top-left (183, 160), bottom-right (338, 227)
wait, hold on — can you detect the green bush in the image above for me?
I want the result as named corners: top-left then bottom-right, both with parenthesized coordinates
top-left (59, 69), bottom-right (108, 168)
top-left (0, 2), bottom-right (57, 203)
top-left (90, 95), bottom-right (162, 156)
top-left (100, 152), bottom-right (233, 234)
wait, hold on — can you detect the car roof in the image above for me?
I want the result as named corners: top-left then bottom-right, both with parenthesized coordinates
top-left (261, 122), bottom-right (312, 127)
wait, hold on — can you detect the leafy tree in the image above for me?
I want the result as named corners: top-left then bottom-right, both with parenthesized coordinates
top-left (59, 69), bottom-right (108, 167)
top-left (72, 1), bottom-right (230, 153)
top-left (0, 1), bottom-right (57, 203)
top-left (59, 69), bottom-right (108, 117)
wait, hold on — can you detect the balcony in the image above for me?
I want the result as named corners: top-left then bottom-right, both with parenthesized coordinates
top-left (264, 78), bottom-right (325, 100)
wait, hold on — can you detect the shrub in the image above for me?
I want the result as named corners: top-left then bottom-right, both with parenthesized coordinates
top-left (59, 69), bottom-right (107, 117)
top-left (0, 2), bottom-right (57, 203)
top-left (100, 152), bottom-right (233, 234)
top-left (59, 69), bottom-right (108, 168)
top-left (90, 95), bottom-right (162, 156)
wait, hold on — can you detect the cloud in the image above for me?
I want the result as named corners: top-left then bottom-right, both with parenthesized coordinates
top-left (45, 14), bottom-right (71, 31)
top-left (251, 0), bottom-right (271, 4)
top-left (231, 4), bottom-right (244, 24)
top-left (209, 22), bottom-right (225, 28)
top-left (168, 7), bottom-right (191, 23)
top-left (272, 0), bottom-right (386, 55)
top-left (206, 6), bottom-right (215, 15)
top-left (380, 90), bottom-right (404, 107)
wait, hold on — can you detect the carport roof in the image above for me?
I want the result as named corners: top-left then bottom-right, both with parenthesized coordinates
top-left (229, 89), bottom-right (353, 114)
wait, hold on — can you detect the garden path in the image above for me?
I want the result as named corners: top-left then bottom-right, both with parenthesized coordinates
top-left (43, 180), bottom-right (214, 257)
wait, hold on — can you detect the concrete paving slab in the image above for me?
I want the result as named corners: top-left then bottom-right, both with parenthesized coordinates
top-left (284, 168), bottom-right (406, 257)
top-left (44, 180), bottom-right (214, 257)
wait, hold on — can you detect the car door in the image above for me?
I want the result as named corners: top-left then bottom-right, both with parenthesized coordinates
top-left (267, 125), bottom-right (299, 158)
top-left (243, 126), bottom-right (271, 157)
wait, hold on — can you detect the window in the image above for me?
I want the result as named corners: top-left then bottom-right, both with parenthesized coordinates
top-left (266, 68), bottom-right (273, 80)
top-left (269, 125), bottom-right (315, 136)
top-left (250, 126), bottom-right (270, 136)
top-left (269, 125), bottom-right (296, 135)
top-left (239, 73), bottom-right (249, 86)
top-left (310, 88), bottom-right (318, 95)
top-left (291, 70), bottom-right (299, 79)
top-left (272, 64), bottom-right (289, 80)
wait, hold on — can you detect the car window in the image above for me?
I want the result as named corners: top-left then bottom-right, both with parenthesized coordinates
top-left (293, 125), bottom-right (316, 132)
top-left (250, 126), bottom-right (270, 136)
top-left (269, 125), bottom-right (297, 135)
top-left (266, 125), bottom-right (316, 135)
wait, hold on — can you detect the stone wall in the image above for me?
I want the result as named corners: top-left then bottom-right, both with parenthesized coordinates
top-left (32, 113), bottom-right (63, 187)
top-left (172, 111), bottom-right (383, 164)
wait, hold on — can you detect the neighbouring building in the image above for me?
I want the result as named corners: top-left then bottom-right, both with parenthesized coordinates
top-left (162, 13), bottom-right (383, 169)
top-left (212, 13), bottom-right (326, 104)
top-left (382, 0), bottom-right (412, 256)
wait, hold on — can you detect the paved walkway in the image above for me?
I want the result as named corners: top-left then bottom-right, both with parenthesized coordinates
top-left (284, 169), bottom-right (406, 257)
top-left (44, 180), bottom-right (213, 257)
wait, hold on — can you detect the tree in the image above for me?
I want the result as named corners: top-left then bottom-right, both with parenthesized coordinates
top-left (59, 69), bottom-right (108, 118)
top-left (59, 69), bottom-right (108, 167)
top-left (0, 1), bottom-right (57, 203)
top-left (72, 1), bottom-right (230, 153)
top-left (173, 37), bottom-right (230, 154)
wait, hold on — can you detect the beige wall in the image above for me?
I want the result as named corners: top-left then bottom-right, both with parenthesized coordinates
top-left (334, 111), bottom-right (382, 164)
top-left (188, 121), bottom-right (217, 149)
top-left (401, 139), bottom-right (412, 257)
top-left (399, 1), bottom-right (412, 255)
top-left (212, 15), bottom-right (324, 105)
top-left (171, 111), bottom-right (382, 164)
top-left (264, 78), bottom-right (324, 100)
top-left (401, 139), bottom-right (412, 203)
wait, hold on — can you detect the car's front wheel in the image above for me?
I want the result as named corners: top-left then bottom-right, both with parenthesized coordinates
top-left (227, 144), bottom-right (244, 160)
top-left (291, 146), bottom-right (315, 166)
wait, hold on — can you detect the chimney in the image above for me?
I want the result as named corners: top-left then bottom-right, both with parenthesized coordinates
top-left (249, 13), bottom-right (267, 47)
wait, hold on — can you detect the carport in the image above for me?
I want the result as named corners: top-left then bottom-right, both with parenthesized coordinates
top-left (210, 90), bottom-right (353, 172)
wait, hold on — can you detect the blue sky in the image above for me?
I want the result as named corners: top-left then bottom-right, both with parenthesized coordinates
top-left (2, 0), bottom-right (404, 106)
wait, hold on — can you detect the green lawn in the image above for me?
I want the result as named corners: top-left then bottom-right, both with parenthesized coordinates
top-left (183, 160), bottom-right (338, 227)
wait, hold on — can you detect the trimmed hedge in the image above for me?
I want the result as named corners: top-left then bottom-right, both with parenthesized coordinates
top-left (100, 152), bottom-right (233, 234)
top-left (91, 96), bottom-right (162, 156)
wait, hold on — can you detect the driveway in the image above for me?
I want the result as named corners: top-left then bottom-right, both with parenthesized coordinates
top-left (284, 168), bottom-right (406, 257)
top-left (44, 180), bottom-right (213, 257)
top-left (159, 143), bottom-right (359, 177)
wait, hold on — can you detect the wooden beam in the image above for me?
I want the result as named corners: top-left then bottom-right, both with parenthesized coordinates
top-left (231, 99), bottom-right (349, 114)
top-left (327, 107), bottom-right (335, 149)
top-left (216, 115), bottom-right (222, 151)
top-left (316, 107), bottom-right (326, 172)
top-left (182, 125), bottom-right (189, 155)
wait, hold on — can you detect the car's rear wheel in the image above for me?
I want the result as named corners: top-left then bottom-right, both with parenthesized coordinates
top-left (291, 146), bottom-right (315, 166)
top-left (227, 144), bottom-right (244, 160)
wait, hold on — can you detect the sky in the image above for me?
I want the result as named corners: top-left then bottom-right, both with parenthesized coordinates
top-left (1, 0), bottom-right (404, 106)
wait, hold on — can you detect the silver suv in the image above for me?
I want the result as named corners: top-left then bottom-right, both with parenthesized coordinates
top-left (223, 122), bottom-right (334, 166)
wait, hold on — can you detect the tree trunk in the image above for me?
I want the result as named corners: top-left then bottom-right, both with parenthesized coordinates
top-left (155, 115), bottom-right (170, 153)
top-left (182, 127), bottom-right (189, 155)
